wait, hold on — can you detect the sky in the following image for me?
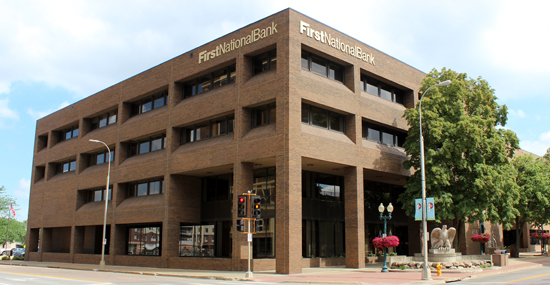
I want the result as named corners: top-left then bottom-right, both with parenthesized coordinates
top-left (1, 0), bottom-right (549, 222)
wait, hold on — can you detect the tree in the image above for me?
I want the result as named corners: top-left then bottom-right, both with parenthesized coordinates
top-left (398, 68), bottom-right (520, 249)
top-left (511, 152), bottom-right (550, 256)
top-left (0, 186), bottom-right (26, 247)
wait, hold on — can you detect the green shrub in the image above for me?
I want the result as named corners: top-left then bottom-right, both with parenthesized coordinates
top-left (389, 252), bottom-right (397, 256)
top-left (12, 256), bottom-right (24, 260)
top-left (1, 256), bottom-right (9, 260)
top-left (400, 265), bottom-right (407, 270)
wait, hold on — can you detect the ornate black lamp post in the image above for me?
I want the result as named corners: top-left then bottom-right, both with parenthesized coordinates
top-left (379, 202), bottom-right (394, 273)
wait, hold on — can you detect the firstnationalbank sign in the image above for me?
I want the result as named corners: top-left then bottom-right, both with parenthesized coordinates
top-left (300, 21), bottom-right (375, 66)
top-left (199, 22), bottom-right (278, 63)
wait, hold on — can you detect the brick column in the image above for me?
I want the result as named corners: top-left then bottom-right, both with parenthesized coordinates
top-left (344, 166), bottom-right (365, 268)
top-left (276, 155), bottom-right (302, 274)
top-left (233, 162), bottom-right (254, 271)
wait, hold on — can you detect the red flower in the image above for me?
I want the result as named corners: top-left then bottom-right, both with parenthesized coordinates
top-left (373, 236), bottom-right (400, 248)
top-left (471, 233), bottom-right (491, 242)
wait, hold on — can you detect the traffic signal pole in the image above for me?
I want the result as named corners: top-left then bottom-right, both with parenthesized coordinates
top-left (237, 192), bottom-right (261, 279)
top-left (246, 218), bottom-right (253, 279)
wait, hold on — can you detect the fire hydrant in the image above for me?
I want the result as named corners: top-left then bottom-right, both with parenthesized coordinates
top-left (436, 263), bottom-right (443, 276)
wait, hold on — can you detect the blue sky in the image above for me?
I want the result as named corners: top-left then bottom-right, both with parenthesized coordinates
top-left (1, 0), bottom-right (549, 222)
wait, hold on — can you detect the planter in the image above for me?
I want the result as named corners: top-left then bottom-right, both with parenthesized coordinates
top-left (367, 256), bottom-right (377, 264)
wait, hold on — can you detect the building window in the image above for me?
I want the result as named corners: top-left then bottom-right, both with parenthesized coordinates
top-left (127, 225), bottom-right (161, 256)
top-left (180, 115), bottom-right (234, 144)
top-left (179, 222), bottom-right (231, 257)
top-left (91, 109), bottom-right (117, 130)
top-left (360, 74), bottom-right (404, 105)
top-left (302, 171), bottom-right (344, 201)
top-left (251, 103), bottom-right (276, 128)
top-left (56, 159), bottom-right (77, 174)
top-left (129, 134), bottom-right (166, 156)
top-left (252, 49), bottom-right (277, 75)
top-left (86, 186), bottom-right (113, 203)
top-left (301, 50), bottom-right (344, 83)
top-left (183, 64), bottom-right (236, 99)
top-left (301, 103), bottom-right (346, 133)
top-left (58, 125), bottom-right (79, 142)
top-left (127, 178), bottom-right (164, 197)
top-left (89, 149), bottom-right (115, 166)
top-left (362, 121), bottom-right (406, 147)
top-left (131, 90), bottom-right (168, 116)
top-left (202, 174), bottom-right (233, 202)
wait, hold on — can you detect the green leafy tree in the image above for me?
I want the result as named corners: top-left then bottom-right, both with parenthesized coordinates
top-left (511, 152), bottom-right (550, 256)
top-left (0, 186), bottom-right (26, 247)
top-left (398, 68), bottom-right (520, 249)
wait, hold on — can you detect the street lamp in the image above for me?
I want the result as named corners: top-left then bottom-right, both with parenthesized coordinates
top-left (379, 202), bottom-right (394, 273)
top-left (89, 139), bottom-right (112, 270)
top-left (418, 80), bottom-right (451, 280)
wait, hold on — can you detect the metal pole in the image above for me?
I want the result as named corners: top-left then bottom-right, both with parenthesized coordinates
top-left (4, 209), bottom-right (10, 248)
top-left (417, 80), bottom-right (451, 280)
top-left (382, 217), bottom-right (388, 272)
top-left (245, 219), bottom-right (253, 279)
top-left (90, 139), bottom-right (111, 270)
top-left (419, 84), bottom-right (438, 280)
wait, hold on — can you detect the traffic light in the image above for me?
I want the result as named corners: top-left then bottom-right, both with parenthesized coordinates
top-left (254, 219), bottom-right (263, 232)
top-left (237, 195), bottom-right (248, 217)
top-left (251, 195), bottom-right (261, 218)
top-left (236, 219), bottom-right (245, 232)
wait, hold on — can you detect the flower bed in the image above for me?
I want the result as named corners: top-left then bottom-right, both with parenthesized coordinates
top-left (471, 233), bottom-right (491, 242)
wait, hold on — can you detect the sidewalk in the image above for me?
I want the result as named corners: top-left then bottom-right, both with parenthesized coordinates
top-left (0, 252), bottom-right (548, 284)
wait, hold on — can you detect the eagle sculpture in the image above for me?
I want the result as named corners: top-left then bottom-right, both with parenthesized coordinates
top-left (430, 225), bottom-right (456, 250)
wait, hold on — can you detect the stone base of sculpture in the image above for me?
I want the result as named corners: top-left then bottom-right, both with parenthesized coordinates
top-left (429, 248), bottom-right (455, 254)
top-left (414, 251), bottom-right (462, 263)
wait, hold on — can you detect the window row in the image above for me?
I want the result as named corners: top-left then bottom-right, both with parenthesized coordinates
top-left (89, 149), bottom-right (115, 166)
top-left (128, 226), bottom-right (161, 256)
top-left (252, 49), bottom-right (277, 75)
top-left (301, 50), bottom-right (344, 83)
top-left (301, 103), bottom-right (346, 133)
top-left (56, 159), bottom-right (77, 174)
top-left (127, 178), bottom-right (165, 197)
top-left (85, 186), bottom-right (113, 203)
top-left (360, 74), bottom-right (404, 105)
top-left (91, 109), bottom-right (117, 130)
top-left (129, 134), bottom-right (166, 156)
top-left (362, 121), bottom-right (407, 147)
top-left (58, 125), bottom-right (79, 142)
top-left (181, 115), bottom-right (234, 144)
top-left (131, 90), bottom-right (168, 116)
top-left (183, 64), bottom-right (236, 99)
top-left (251, 103), bottom-right (276, 128)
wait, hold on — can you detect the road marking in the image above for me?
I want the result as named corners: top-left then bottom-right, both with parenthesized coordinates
top-left (0, 270), bottom-right (104, 283)
top-left (506, 272), bottom-right (550, 283)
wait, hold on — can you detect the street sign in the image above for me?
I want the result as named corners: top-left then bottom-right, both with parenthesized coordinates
top-left (247, 233), bottom-right (252, 242)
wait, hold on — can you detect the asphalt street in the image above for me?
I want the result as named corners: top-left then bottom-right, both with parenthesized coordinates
top-left (0, 266), bottom-right (277, 285)
top-left (454, 266), bottom-right (550, 284)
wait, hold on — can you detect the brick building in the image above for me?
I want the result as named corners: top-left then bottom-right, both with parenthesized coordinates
top-left (27, 9), bottom-right (431, 273)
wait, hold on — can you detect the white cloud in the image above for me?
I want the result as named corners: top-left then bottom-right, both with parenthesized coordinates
top-left (14, 178), bottom-right (30, 199)
top-left (0, 97), bottom-right (19, 128)
top-left (27, 101), bottom-right (70, 120)
top-left (517, 110), bottom-right (526, 118)
top-left (520, 130), bottom-right (550, 156)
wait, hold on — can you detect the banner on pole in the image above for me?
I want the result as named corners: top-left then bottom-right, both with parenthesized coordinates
top-left (415, 198), bottom-right (436, 221)
top-left (415, 199), bottom-right (422, 221)
top-left (426, 197), bottom-right (435, 221)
